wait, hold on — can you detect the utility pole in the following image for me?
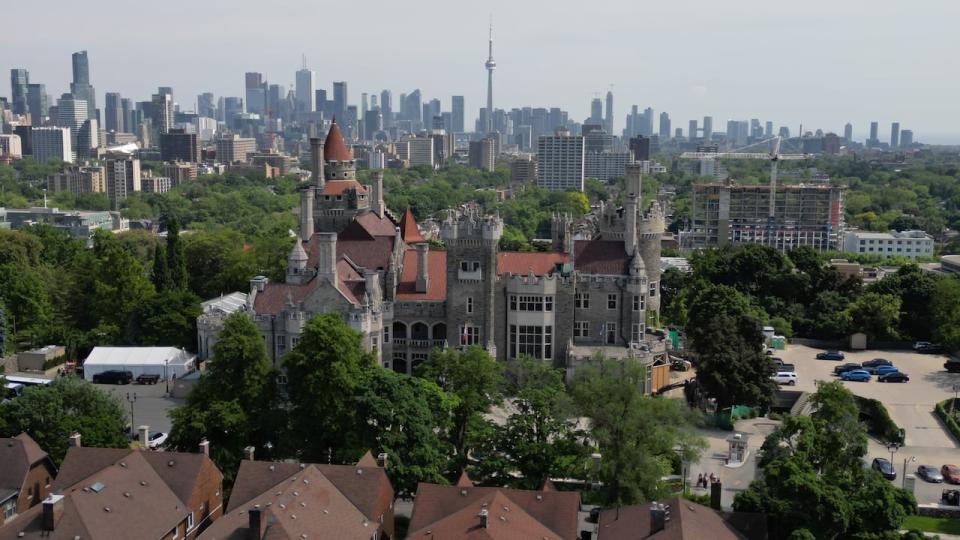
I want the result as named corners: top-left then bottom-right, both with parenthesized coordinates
top-left (125, 392), bottom-right (137, 437)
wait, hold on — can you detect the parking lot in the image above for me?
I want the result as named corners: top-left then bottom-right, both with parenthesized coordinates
top-left (94, 380), bottom-right (183, 435)
top-left (776, 344), bottom-right (960, 504)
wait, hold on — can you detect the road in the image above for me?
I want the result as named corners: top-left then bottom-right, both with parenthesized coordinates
top-left (94, 380), bottom-right (183, 435)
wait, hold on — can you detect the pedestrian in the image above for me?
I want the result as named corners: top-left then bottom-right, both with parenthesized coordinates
top-left (697, 473), bottom-right (704, 488)
top-left (709, 472), bottom-right (716, 484)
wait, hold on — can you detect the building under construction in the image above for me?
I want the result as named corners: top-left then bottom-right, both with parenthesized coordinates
top-left (684, 179), bottom-right (845, 251)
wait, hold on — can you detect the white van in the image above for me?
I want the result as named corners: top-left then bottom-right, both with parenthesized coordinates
top-left (771, 372), bottom-right (798, 386)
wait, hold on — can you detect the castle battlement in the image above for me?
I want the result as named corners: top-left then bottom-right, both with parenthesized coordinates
top-left (441, 208), bottom-right (504, 242)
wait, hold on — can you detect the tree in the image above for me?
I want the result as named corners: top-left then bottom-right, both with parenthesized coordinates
top-left (571, 357), bottom-right (706, 505)
top-left (166, 217), bottom-right (189, 291)
top-left (734, 381), bottom-right (915, 539)
top-left (415, 346), bottom-right (502, 469)
top-left (869, 265), bottom-right (939, 340)
top-left (283, 313), bottom-right (373, 463)
top-left (152, 244), bottom-right (173, 292)
top-left (931, 277), bottom-right (960, 350)
top-left (686, 284), bottom-right (777, 410)
top-left (183, 229), bottom-right (257, 299)
top-left (845, 291), bottom-right (901, 341)
top-left (0, 377), bottom-right (128, 465)
top-left (168, 314), bottom-right (277, 486)
top-left (128, 289), bottom-right (201, 350)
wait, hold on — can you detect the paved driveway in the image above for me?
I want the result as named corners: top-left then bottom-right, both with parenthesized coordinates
top-left (94, 380), bottom-right (182, 434)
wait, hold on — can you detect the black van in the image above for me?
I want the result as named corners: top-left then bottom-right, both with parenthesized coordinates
top-left (92, 370), bottom-right (134, 384)
top-left (945, 360), bottom-right (960, 373)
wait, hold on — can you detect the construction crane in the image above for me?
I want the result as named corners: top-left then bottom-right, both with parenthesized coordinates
top-left (679, 136), bottom-right (811, 218)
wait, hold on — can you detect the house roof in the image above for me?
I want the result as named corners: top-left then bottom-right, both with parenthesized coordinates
top-left (0, 433), bottom-right (48, 494)
top-left (400, 208), bottom-right (424, 243)
top-left (351, 211), bottom-right (398, 238)
top-left (198, 466), bottom-right (372, 540)
top-left (323, 119), bottom-right (353, 162)
top-left (497, 251), bottom-right (569, 276)
top-left (252, 282), bottom-right (314, 314)
top-left (319, 179), bottom-right (366, 196)
top-left (227, 459), bottom-right (393, 525)
top-left (396, 249), bottom-right (447, 301)
top-left (408, 483), bottom-right (580, 540)
top-left (0, 451), bottom-right (191, 540)
top-left (574, 240), bottom-right (629, 275)
top-left (595, 498), bottom-right (767, 540)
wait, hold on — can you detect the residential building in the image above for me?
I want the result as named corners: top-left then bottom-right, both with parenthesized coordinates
top-left (687, 180), bottom-right (845, 251)
top-left (408, 473), bottom-right (580, 539)
top-left (76, 119), bottom-right (98, 160)
top-left (659, 112), bottom-right (671, 139)
top-left (406, 136), bottom-right (434, 168)
top-left (900, 129), bottom-right (914, 147)
top-left (214, 133), bottom-right (256, 164)
top-left (842, 229), bottom-right (934, 260)
top-left (537, 129), bottom-right (585, 191)
top-left (510, 155), bottom-right (537, 184)
top-left (595, 496), bottom-right (768, 539)
top-left (585, 150), bottom-right (631, 181)
top-left (0, 433), bottom-right (57, 524)
top-left (47, 165), bottom-right (106, 194)
top-left (163, 161), bottom-right (198, 185)
top-left (0, 135), bottom-right (22, 161)
top-left (198, 451), bottom-right (393, 540)
top-left (160, 129), bottom-right (199, 163)
top-left (105, 154), bottom-right (142, 205)
top-left (250, 151), bottom-right (297, 175)
top-left (142, 175), bottom-right (172, 194)
top-left (31, 127), bottom-right (72, 164)
top-left (468, 137), bottom-right (496, 172)
top-left (844, 122), bottom-right (853, 142)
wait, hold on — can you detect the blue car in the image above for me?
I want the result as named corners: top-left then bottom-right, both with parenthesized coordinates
top-left (841, 369), bottom-right (872, 382)
top-left (873, 365), bottom-right (899, 376)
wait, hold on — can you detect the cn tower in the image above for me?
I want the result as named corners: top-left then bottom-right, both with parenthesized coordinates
top-left (484, 21), bottom-right (496, 134)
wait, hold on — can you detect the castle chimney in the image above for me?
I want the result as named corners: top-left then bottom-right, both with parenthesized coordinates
top-left (42, 494), bottom-right (64, 531)
top-left (299, 187), bottom-right (314, 242)
top-left (244, 446), bottom-right (255, 461)
top-left (650, 502), bottom-right (666, 535)
top-left (138, 425), bottom-right (149, 447)
top-left (68, 432), bottom-right (81, 448)
top-left (248, 504), bottom-right (267, 540)
top-left (310, 137), bottom-right (324, 190)
top-left (363, 269), bottom-right (380, 305)
top-left (415, 242), bottom-right (429, 293)
top-left (710, 480), bottom-right (722, 510)
top-left (479, 508), bottom-right (489, 529)
top-left (371, 170), bottom-right (384, 218)
top-left (377, 452), bottom-right (388, 469)
top-left (199, 438), bottom-right (210, 456)
top-left (317, 233), bottom-right (338, 281)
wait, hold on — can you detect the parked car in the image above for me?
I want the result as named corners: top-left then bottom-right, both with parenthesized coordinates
top-left (834, 363), bottom-right (862, 375)
top-left (841, 370), bottom-right (871, 382)
top-left (92, 370), bottom-right (133, 385)
top-left (918, 465), bottom-right (945, 483)
top-left (147, 431), bottom-right (168, 449)
top-left (945, 360), bottom-right (960, 373)
top-left (136, 374), bottom-right (160, 385)
top-left (870, 365), bottom-right (899, 376)
top-left (771, 372), bottom-right (798, 386)
top-left (916, 343), bottom-right (945, 354)
top-left (914, 341), bottom-right (933, 350)
top-left (816, 350), bottom-right (845, 360)
top-left (878, 371), bottom-right (910, 383)
top-left (872, 458), bottom-right (897, 480)
top-left (862, 358), bottom-right (893, 369)
top-left (943, 489), bottom-right (960, 506)
top-left (941, 464), bottom-right (960, 484)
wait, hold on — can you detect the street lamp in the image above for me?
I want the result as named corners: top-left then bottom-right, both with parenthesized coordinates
top-left (164, 359), bottom-right (170, 395)
top-left (887, 442), bottom-right (900, 464)
top-left (125, 392), bottom-right (137, 438)
top-left (903, 456), bottom-right (916, 489)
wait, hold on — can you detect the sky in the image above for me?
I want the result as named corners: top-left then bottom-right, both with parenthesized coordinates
top-left (3, 0), bottom-right (959, 143)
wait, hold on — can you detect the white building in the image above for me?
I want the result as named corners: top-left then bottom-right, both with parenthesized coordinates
top-left (537, 129), bottom-right (584, 191)
top-left (843, 229), bottom-right (934, 260)
top-left (31, 127), bottom-right (73, 163)
top-left (196, 292), bottom-right (249, 360)
top-left (0, 134), bottom-right (23, 160)
top-left (83, 347), bottom-right (196, 381)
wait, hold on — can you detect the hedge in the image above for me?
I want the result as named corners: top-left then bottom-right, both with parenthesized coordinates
top-left (855, 396), bottom-right (904, 444)
top-left (42, 355), bottom-right (67, 371)
top-left (934, 399), bottom-right (960, 444)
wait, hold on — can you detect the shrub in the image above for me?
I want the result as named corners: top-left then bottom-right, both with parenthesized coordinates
top-left (935, 399), bottom-right (960, 444)
top-left (855, 396), bottom-right (904, 444)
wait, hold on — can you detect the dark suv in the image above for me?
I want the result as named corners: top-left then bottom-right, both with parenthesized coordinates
top-left (872, 458), bottom-right (897, 480)
top-left (92, 370), bottom-right (133, 385)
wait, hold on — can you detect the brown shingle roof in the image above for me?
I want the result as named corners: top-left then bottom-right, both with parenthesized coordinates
top-left (13, 433), bottom-right (47, 467)
top-left (408, 483), bottom-right (580, 540)
top-left (251, 282), bottom-right (314, 314)
top-left (407, 490), bottom-right (566, 540)
top-left (574, 240), bottom-right (628, 275)
top-left (497, 251), bottom-right (569, 276)
top-left (353, 211), bottom-right (398, 238)
top-left (595, 498), bottom-right (766, 540)
top-left (0, 434), bottom-right (46, 494)
top-left (396, 249), bottom-right (447, 301)
top-left (323, 119), bottom-right (353, 161)
top-left (400, 208), bottom-right (425, 243)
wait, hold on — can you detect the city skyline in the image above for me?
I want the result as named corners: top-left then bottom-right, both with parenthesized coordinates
top-left (2, 0), bottom-right (958, 142)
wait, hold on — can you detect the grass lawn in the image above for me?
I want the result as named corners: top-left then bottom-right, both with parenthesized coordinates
top-left (903, 515), bottom-right (960, 535)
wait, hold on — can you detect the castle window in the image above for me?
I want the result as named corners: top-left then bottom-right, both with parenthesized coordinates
top-left (336, 195), bottom-right (343, 201)
top-left (511, 295), bottom-right (550, 312)
top-left (605, 323), bottom-right (617, 345)
top-left (383, 326), bottom-right (390, 344)
top-left (509, 325), bottom-right (553, 359)
top-left (632, 323), bottom-right (644, 343)
top-left (291, 336), bottom-right (300, 349)
top-left (575, 293), bottom-right (589, 309)
top-left (633, 295), bottom-right (644, 312)
top-left (574, 321), bottom-right (590, 338)
top-left (545, 296), bottom-right (553, 312)
top-left (649, 281), bottom-right (658, 297)
top-left (275, 335), bottom-right (286, 357)
top-left (460, 325), bottom-right (480, 346)
top-left (466, 297), bottom-right (473, 314)
top-left (607, 294), bottom-right (618, 310)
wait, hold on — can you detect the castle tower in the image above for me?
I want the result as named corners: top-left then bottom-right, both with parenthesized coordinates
top-left (639, 201), bottom-right (665, 312)
top-left (551, 213), bottom-right (574, 254)
top-left (442, 209), bottom-right (503, 357)
top-left (312, 119), bottom-right (370, 232)
top-left (624, 163), bottom-right (642, 256)
top-left (323, 118), bottom-right (356, 181)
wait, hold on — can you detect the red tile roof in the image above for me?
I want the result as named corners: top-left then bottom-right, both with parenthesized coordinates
top-left (400, 208), bottom-right (424, 243)
top-left (408, 483), bottom-right (581, 540)
top-left (574, 240), bottom-right (629, 275)
top-left (323, 119), bottom-right (353, 161)
top-left (320, 179), bottom-right (367, 196)
top-left (497, 251), bottom-right (569, 276)
top-left (396, 249), bottom-right (447, 301)
top-left (354, 210), bottom-right (399, 237)
top-left (252, 282), bottom-right (314, 314)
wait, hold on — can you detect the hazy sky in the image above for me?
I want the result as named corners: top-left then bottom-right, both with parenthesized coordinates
top-left (4, 0), bottom-right (959, 142)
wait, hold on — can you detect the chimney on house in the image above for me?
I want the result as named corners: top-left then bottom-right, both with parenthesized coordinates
top-left (299, 187), bottom-right (314, 242)
top-left (244, 446), bottom-right (255, 461)
top-left (710, 480), bottom-right (722, 511)
top-left (371, 170), bottom-right (384, 218)
top-left (68, 432), bottom-right (81, 448)
top-left (317, 233), bottom-right (338, 281)
top-left (138, 425), bottom-right (149, 448)
top-left (42, 494), bottom-right (65, 531)
top-left (248, 504), bottom-right (268, 540)
top-left (415, 242), bottom-right (429, 293)
top-left (199, 438), bottom-right (210, 456)
top-left (479, 508), bottom-right (489, 529)
top-left (377, 452), bottom-right (388, 469)
top-left (650, 502), bottom-right (667, 535)
top-left (363, 269), bottom-right (380, 305)
top-left (310, 137), bottom-right (324, 190)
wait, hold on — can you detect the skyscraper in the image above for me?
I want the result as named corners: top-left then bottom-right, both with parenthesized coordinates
top-left (10, 69), bottom-right (29, 115)
top-left (689, 120), bottom-right (698, 141)
top-left (589, 99), bottom-right (603, 125)
top-left (104, 92), bottom-right (123, 133)
top-left (380, 90), bottom-right (392, 125)
top-left (245, 72), bottom-right (266, 114)
top-left (658, 112), bottom-right (671, 139)
top-left (56, 93), bottom-right (88, 147)
top-left (869, 121), bottom-right (879, 146)
top-left (26, 84), bottom-right (49, 126)
top-left (900, 130), bottom-right (913, 147)
top-left (890, 122), bottom-right (900, 148)
top-left (31, 127), bottom-right (73, 163)
top-left (361, 93), bottom-right (368, 114)
top-left (121, 98), bottom-right (133, 132)
top-left (402, 90), bottom-right (422, 124)
top-left (604, 90), bottom-right (614, 134)
top-left (702, 116), bottom-right (714, 141)
top-left (197, 92), bottom-right (216, 118)
top-left (765, 121), bottom-right (774, 138)
top-left (295, 67), bottom-right (315, 114)
top-left (451, 96), bottom-right (465, 133)
top-left (333, 81), bottom-right (348, 119)
top-left (484, 23), bottom-right (496, 134)
top-left (844, 123), bottom-right (853, 142)
top-left (69, 51), bottom-right (96, 119)
top-left (151, 92), bottom-right (173, 135)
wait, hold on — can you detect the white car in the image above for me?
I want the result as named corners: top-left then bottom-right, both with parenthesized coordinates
top-left (771, 372), bottom-right (797, 386)
top-left (147, 431), bottom-right (168, 449)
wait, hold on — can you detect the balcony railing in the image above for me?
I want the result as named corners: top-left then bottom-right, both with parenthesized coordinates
top-left (393, 338), bottom-right (448, 349)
